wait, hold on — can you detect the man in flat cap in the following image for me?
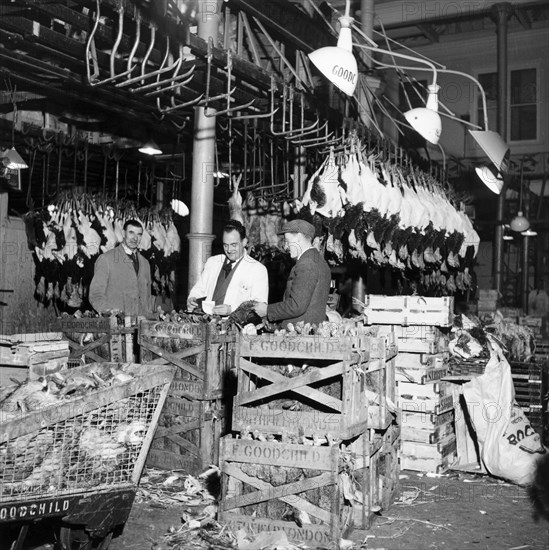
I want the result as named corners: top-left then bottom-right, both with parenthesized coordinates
top-left (254, 219), bottom-right (331, 328)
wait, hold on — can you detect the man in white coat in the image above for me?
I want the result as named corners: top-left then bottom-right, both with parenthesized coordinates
top-left (187, 220), bottom-right (268, 315)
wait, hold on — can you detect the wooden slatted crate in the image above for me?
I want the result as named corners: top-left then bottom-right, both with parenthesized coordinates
top-left (57, 316), bottom-right (136, 365)
top-left (233, 333), bottom-right (397, 439)
top-left (361, 295), bottom-right (454, 327)
top-left (219, 427), bottom-right (398, 544)
top-left (139, 320), bottom-right (237, 473)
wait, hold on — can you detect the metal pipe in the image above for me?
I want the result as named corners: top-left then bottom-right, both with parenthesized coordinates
top-left (361, 0), bottom-right (375, 70)
top-left (522, 235), bottom-right (530, 313)
top-left (492, 3), bottom-right (513, 298)
top-left (187, 0), bottom-right (219, 292)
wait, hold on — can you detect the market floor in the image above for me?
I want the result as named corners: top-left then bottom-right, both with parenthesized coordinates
top-left (110, 470), bottom-right (549, 550)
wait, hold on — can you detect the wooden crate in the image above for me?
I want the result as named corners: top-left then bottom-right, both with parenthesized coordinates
top-left (375, 325), bottom-right (449, 354)
top-left (0, 337), bottom-right (70, 381)
top-left (396, 351), bottom-right (449, 384)
top-left (139, 320), bottom-right (237, 473)
top-left (362, 295), bottom-right (454, 327)
top-left (57, 316), bottom-right (136, 364)
top-left (400, 451), bottom-right (457, 474)
top-left (233, 334), bottom-right (397, 439)
top-left (219, 429), bottom-right (397, 544)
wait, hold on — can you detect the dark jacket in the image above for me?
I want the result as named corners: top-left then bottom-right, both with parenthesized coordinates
top-left (267, 247), bottom-right (331, 328)
top-left (89, 246), bottom-right (152, 317)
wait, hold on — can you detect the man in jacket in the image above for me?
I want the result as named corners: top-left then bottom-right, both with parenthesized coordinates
top-left (254, 219), bottom-right (331, 328)
top-left (187, 219), bottom-right (268, 315)
top-left (89, 219), bottom-right (152, 317)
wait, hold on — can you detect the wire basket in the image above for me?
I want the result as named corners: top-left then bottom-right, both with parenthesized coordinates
top-left (0, 362), bottom-right (174, 503)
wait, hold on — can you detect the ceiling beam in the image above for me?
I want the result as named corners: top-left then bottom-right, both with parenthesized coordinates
top-left (228, 0), bottom-right (334, 53)
top-left (417, 23), bottom-right (440, 43)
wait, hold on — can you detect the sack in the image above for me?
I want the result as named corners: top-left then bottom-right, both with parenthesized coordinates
top-left (462, 345), bottom-right (546, 485)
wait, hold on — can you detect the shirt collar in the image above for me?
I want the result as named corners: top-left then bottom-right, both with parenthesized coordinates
top-left (121, 243), bottom-right (136, 256)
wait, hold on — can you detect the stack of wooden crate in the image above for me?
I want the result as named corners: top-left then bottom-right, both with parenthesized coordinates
top-left (362, 295), bottom-right (456, 474)
top-left (477, 289), bottom-right (499, 317)
top-left (0, 331), bottom-right (69, 383)
top-left (218, 332), bottom-right (399, 545)
top-left (138, 319), bottom-right (236, 474)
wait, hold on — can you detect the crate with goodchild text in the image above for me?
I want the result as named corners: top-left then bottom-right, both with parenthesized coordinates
top-left (57, 315), bottom-right (136, 365)
top-left (361, 295), bottom-right (454, 327)
top-left (232, 332), bottom-right (397, 439)
top-left (138, 319), bottom-right (237, 473)
top-left (218, 426), bottom-right (399, 544)
top-left (0, 362), bottom-right (174, 531)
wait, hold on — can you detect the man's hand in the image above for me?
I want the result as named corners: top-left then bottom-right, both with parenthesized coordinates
top-left (213, 304), bottom-right (231, 316)
top-left (187, 296), bottom-right (198, 311)
top-left (253, 302), bottom-right (268, 318)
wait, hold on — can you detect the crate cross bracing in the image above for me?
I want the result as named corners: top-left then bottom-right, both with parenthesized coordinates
top-left (233, 333), bottom-right (397, 439)
top-left (138, 320), bottom-right (237, 473)
top-left (0, 363), bottom-right (174, 510)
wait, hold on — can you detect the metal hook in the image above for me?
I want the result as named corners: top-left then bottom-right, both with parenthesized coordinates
top-left (116, 31), bottom-right (178, 89)
top-left (142, 61), bottom-right (197, 97)
top-left (85, 4), bottom-right (141, 87)
top-left (203, 48), bottom-right (256, 117)
top-left (85, 0), bottom-right (102, 84)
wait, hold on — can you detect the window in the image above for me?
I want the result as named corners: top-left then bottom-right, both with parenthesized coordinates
top-left (510, 68), bottom-right (537, 141)
top-left (477, 68), bottom-right (538, 142)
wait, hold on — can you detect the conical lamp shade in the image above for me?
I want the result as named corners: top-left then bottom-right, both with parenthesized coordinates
top-left (404, 107), bottom-right (442, 145)
top-left (510, 211), bottom-right (530, 232)
top-left (308, 47), bottom-right (357, 96)
top-left (308, 18), bottom-right (357, 96)
top-left (3, 147), bottom-right (28, 169)
top-left (475, 166), bottom-right (503, 194)
top-left (469, 130), bottom-right (510, 174)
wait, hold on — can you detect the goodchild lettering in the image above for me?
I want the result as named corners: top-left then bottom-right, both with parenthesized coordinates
top-left (222, 517), bottom-right (331, 546)
top-left (148, 321), bottom-right (204, 339)
top-left (0, 499), bottom-right (70, 521)
top-left (229, 440), bottom-right (325, 468)
top-left (243, 335), bottom-right (349, 355)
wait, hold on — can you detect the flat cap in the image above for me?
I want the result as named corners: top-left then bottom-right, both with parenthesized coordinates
top-left (278, 219), bottom-right (316, 240)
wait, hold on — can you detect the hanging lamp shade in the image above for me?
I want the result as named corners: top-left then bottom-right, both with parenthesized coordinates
top-left (403, 84), bottom-right (442, 145)
top-left (308, 16), bottom-right (358, 96)
top-left (138, 140), bottom-right (162, 156)
top-left (469, 130), bottom-right (510, 174)
top-left (475, 165), bottom-right (503, 194)
top-left (2, 147), bottom-right (28, 169)
top-left (171, 199), bottom-right (189, 217)
top-left (510, 211), bottom-right (530, 232)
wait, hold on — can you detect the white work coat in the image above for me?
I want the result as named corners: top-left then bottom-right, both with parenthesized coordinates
top-left (188, 252), bottom-right (268, 312)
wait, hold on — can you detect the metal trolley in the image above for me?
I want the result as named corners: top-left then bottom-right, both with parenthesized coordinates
top-left (0, 363), bottom-right (175, 549)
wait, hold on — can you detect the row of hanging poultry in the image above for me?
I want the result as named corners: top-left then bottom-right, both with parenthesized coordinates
top-left (293, 147), bottom-right (479, 293)
top-left (25, 194), bottom-right (181, 309)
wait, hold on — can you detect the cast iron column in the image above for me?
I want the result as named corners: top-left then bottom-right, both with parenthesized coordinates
top-left (187, 0), bottom-right (219, 291)
top-left (491, 3), bottom-right (513, 297)
top-left (352, 0), bottom-right (376, 306)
